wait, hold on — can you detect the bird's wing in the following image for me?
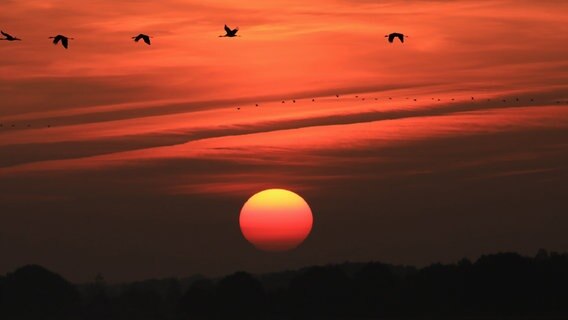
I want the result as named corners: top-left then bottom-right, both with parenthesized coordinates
top-left (388, 34), bottom-right (395, 43)
top-left (133, 34), bottom-right (142, 41)
top-left (224, 25), bottom-right (231, 34)
top-left (143, 36), bottom-right (151, 45)
top-left (62, 37), bottom-right (68, 49)
top-left (399, 34), bottom-right (404, 43)
top-left (1, 31), bottom-right (9, 37)
top-left (232, 27), bottom-right (239, 35)
top-left (52, 36), bottom-right (60, 44)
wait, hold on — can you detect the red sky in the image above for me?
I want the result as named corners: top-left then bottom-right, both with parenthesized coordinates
top-left (1, 0), bottom-right (568, 282)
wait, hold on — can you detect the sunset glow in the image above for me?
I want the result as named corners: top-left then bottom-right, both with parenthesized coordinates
top-left (1, 0), bottom-right (567, 282)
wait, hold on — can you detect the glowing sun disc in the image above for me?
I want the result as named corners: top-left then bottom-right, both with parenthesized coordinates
top-left (239, 189), bottom-right (313, 251)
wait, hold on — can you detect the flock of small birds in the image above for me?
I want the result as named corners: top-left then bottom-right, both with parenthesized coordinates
top-left (2, 95), bottom-right (561, 130)
top-left (231, 95), bottom-right (558, 111)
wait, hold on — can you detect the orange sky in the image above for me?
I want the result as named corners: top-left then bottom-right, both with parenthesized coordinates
top-left (1, 0), bottom-right (568, 282)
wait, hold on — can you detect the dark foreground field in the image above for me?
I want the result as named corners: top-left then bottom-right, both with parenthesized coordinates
top-left (1, 250), bottom-right (567, 320)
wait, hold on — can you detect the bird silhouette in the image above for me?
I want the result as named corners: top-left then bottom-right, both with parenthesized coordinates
top-left (312, 99), bottom-right (315, 102)
top-left (220, 25), bottom-right (239, 37)
top-left (385, 32), bottom-right (406, 43)
top-left (1, 31), bottom-right (21, 41)
top-left (49, 35), bottom-right (73, 49)
top-left (132, 34), bottom-right (151, 45)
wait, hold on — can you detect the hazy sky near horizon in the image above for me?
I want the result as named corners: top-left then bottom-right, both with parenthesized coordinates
top-left (1, 0), bottom-right (568, 282)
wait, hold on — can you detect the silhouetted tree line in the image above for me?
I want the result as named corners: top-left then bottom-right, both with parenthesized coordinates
top-left (2, 249), bottom-right (568, 319)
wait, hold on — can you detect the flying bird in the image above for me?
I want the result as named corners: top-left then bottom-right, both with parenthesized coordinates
top-left (132, 34), bottom-right (151, 45)
top-left (220, 25), bottom-right (239, 37)
top-left (385, 32), bottom-right (406, 43)
top-left (49, 35), bottom-right (73, 49)
top-left (0, 31), bottom-right (21, 41)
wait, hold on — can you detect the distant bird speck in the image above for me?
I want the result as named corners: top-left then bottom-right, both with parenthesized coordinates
top-left (385, 32), bottom-right (406, 43)
top-left (49, 35), bottom-right (73, 49)
top-left (1, 31), bottom-right (21, 41)
top-left (220, 25), bottom-right (239, 37)
top-left (132, 34), bottom-right (152, 45)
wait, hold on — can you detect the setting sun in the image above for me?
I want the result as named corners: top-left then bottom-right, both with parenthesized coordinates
top-left (239, 189), bottom-right (313, 251)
